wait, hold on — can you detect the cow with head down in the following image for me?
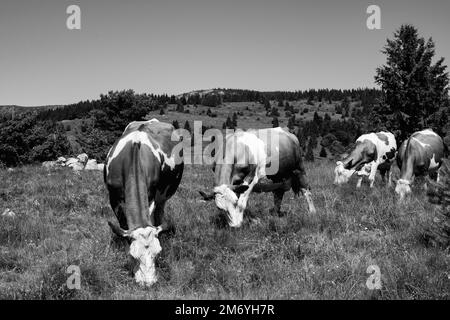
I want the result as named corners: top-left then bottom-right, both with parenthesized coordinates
top-left (334, 131), bottom-right (397, 188)
top-left (200, 127), bottom-right (316, 227)
top-left (104, 119), bottom-right (183, 286)
top-left (395, 129), bottom-right (446, 200)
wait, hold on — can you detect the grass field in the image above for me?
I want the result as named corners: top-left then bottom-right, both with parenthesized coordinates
top-left (0, 160), bottom-right (449, 299)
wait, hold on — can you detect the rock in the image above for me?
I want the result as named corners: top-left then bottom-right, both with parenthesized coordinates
top-left (97, 163), bottom-right (105, 171)
top-left (57, 157), bottom-right (67, 166)
top-left (77, 153), bottom-right (89, 165)
top-left (2, 208), bottom-right (16, 218)
top-left (70, 162), bottom-right (84, 171)
top-left (42, 161), bottom-right (58, 169)
top-left (65, 158), bottom-right (79, 167)
top-left (85, 159), bottom-right (99, 170)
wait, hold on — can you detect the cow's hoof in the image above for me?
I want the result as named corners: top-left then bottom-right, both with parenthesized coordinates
top-left (277, 210), bottom-right (288, 217)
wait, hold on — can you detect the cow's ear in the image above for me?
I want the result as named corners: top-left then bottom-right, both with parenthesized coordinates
top-left (233, 185), bottom-right (249, 194)
top-left (199, 190), bottom-right (215, 201)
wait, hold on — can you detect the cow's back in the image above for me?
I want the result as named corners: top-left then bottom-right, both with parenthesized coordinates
top-left (252, 127), bottom-right (302, 179)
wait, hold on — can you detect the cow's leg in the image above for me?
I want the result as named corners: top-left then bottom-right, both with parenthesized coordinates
top-left (368, 162), bottom-right (379, 188)
top-left (108, 188), bottom-right (128, 230)
top-left (233, 175), bottom-right (260, 227)
top-left (387, 169), bottom-right (393, 187)
top-left (152, 202), bottom-right (166, 227)
top-left (291, 170), bottom-right (316, 214)
top-left (271, 190), bottom-right (285, 216)
top-left (429, 170), bottom-right (438, 182)
top-left (356, 177), bottom-right (363, 188)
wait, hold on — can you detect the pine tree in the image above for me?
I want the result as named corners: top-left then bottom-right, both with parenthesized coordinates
top-left (264, 99), bottom-right (271, 112)
top-left (232, 112), bottom-right (238, 128)
top-left (287, 115), bottom-right (296, 131)
top-left (305, 140), bottom-right (314, 162)
top-left (272, 117), bottom-right (279, 128)
top-left (319, 147), bottom-right (327, 158)
top-left (184, 120), bottom-right (191, 133)
top-left (374, 24), bottom-right (449, 140)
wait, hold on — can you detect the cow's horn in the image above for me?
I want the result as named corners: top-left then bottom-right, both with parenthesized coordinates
top-left (108, 221), bottom-right (129, 237)
top-left (199, 190), bottom-right (215, 201)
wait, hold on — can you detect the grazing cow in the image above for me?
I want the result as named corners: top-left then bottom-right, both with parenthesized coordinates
top-left (104, 119), bottom-right (183, 286)
top-left (334, 131), bottom-right (397, 188)
top-left (200, 127), bottom-right (316, 228)
top-left (395, 129), bottom-right (446, 200)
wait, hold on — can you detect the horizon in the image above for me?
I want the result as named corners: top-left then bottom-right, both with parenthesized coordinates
top-left (2, 86), bottom-right (382, 108)
top-left (1, 0), bottom-right (450, 106)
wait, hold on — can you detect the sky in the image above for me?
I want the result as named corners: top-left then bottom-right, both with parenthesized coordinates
top-left (0, 0), bottom-right (449, 106)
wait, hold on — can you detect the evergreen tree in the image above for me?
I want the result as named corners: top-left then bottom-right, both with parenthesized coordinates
top-left (232, 112), bottom-right (238, 128)
top-left (272, 116), bottom-right (279, 128)
top-left (287, 115), bottom-right (296, 131)
top-left (319, 147), bottom-right (327, 158)
top-left (305, 140), bottom-right (314, 162)
top-left (374, 24), bottom-right (449, 140)
top-left (184, 120), bottom-right (191, 133)
top-left (264, 99), bottom-right (271, 112)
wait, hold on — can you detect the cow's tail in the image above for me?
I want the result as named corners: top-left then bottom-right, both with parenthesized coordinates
top-left (291, 169), bottom-right (302, 196)
top-left (125, 141), bottom-right (150, 228)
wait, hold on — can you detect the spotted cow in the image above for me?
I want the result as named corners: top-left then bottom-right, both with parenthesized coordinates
top-left (104, 119), bottom-right (183, 286)
top-left (334, 131), bottom-right (397, 188)
top-left (200, 127), bottom-right (316, 227)
top-left (395, 129), bottom-right (446, 200)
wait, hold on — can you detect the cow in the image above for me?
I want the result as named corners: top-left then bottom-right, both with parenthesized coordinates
top-left (395, 129), bottom-right (446, 200)
top-left (199, 127), bottom-right (316, 228)
top-left (334, 131), bottom-right (397, 188)
top-left (104, 119), bottom-right (183, 286)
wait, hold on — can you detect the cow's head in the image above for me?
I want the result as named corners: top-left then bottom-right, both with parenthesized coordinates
top-left (334, 161), bottom-right (356, 185)
top-left (108, 222), bottom-right (164, 286)
top-left (199, 184), bottom-right (249, 227)
top-left (395, 179), bottom-right (411, 200)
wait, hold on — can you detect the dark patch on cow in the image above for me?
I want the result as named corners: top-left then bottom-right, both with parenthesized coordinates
top-left (385, 147), bottom-right (396, 160)
top-left (376, 133), bottom-right (389, 145)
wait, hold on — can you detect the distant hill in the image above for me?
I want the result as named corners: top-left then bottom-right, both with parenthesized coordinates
top-left (0, 105), bottom-right (64, 118)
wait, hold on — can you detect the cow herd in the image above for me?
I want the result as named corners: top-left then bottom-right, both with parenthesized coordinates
top-left (103, 119), bottom-right (447, 286)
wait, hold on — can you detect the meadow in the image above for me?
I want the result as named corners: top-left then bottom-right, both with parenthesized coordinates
top-left (0, 160), bottom-right (449, 300)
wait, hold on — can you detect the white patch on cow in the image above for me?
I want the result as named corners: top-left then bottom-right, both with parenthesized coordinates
top-left (128, 226), bottom-right (162, 286)
top-left (148, 201), bottom-right (155, 218)
top-left (429, 154), bottom-right (440, 170)
top-left (412, 137), bottom-right (430, 149)
top-left (106, 131), bottom-right (161, 176)
top-left (159, 151), bottom-right (176, 170)
top-left (237, 132), bottom-right (268, 177)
